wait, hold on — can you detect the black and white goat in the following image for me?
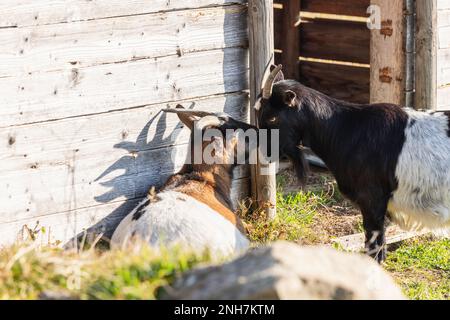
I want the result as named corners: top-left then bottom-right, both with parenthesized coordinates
top-left (256, 65), bottom-right (450, 262)
top-left (111, 107), bottom-right (254, 258)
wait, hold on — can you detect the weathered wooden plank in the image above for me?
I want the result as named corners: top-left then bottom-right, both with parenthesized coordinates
top-left (439, 26), bottom-right (450, 48)
top-left (0, 5), bottom-right (248, 77)
top-left (0, 0), bottom-right (247, 28)
top-left (300, 19), bottom-right (370, 64)
top-left (437, 86), bottom-right (450, 110)
top-left (332, 225), bottom-right (429, 252)
top-left (416, 0), bottom-right (438, 110)
top-left (0, 198), bottom-right (140, 247)
top-left (0, 93), bottom-right (249, 222)
top-left (438, 9), bottom-right (450, 27)
top-left (0, 177), bottom-right (250, 247)
top-left (276, 0), bottom-right (300, 79)
top-left (370, 0), bottom-right (405, 105)
top-left (0, 47), bottom-right (248, 127)
top-left (248, 0), bottom-right (277, 220)
top-left (274, 5), bottom-right (283, 52)
top-left (438, 49), bottom-right (450, 86)
top-left (0, 93), bottom-right (248, 165)
top-left (439, 67), bottom-right (450, 87)
top-left (438, 0), bottom-right (450, 10)
top-left (299, 61), bottom-right (370, 103)
top-left (301, 0), bottom-right (370, 17)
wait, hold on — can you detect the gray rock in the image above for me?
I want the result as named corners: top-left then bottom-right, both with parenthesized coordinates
top-left (162, 241), bottom-right (405, 300)
top-left (39, 290), bottom-right (79, 300)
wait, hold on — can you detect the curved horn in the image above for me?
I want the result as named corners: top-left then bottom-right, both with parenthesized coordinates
top-left (194, 115), bottom-right (222, 132)
top-left (262, 64), bottom-right (283, 99)
top-left (162, 108), bottom-right (216, 117)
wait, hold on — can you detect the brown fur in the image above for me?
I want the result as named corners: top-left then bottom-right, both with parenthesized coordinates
top-left (162, 164), bottom-right (246, 233)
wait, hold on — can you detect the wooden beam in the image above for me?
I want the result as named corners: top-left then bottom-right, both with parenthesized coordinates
top-left (370, 0), bottom-right (405, 105)
top-left (248, 0), bottom-right (277, 220)
top-left (0, 0), bottom-right (247, 28)
top-left (333, 225), bottom-right (429, 252)
top-left (278, 0), bottom-right (301, 80)
top-left (415, 0), bottom-right (438, 110)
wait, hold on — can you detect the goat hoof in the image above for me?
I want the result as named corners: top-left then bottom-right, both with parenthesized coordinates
top-left (371, 248), bottom-right (386, 264)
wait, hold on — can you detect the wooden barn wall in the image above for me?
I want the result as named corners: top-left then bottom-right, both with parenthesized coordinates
top-left (438, 0), bottom-right (450, 110)
top-left (0, 0), bottom-right (250, 246)
top-left (274, 0), bottom-right (370, 104)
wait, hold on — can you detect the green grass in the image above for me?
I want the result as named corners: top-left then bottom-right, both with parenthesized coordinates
top-left (244, 170), bottom-right (450, 300)
top-left (1, 170), bottom-right (449, 300)
top-left (0, 243), bottom-right (209, 300)
top-left (385, 237), bottom-right (450, 300)
top-left (240, 173), bottom-right (342, 243)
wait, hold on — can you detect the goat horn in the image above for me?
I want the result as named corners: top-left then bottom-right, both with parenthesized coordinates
top-left (162, 108), bottom-right (215, 117)
top-left (194, 115), bottom-right (223, 132)
top-left (262, 64), bottom-right (283, 99)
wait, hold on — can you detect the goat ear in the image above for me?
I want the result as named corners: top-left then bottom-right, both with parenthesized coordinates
top-left (175, 105), bottom-right (197, 130)
top-left (284, 90), bottom-right (297, 107)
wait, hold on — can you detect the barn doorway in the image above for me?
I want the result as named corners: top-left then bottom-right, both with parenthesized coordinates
top-left (274, 0), bottom-right (371, 104)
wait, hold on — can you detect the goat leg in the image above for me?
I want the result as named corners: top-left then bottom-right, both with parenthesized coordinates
top-left (359, 195), bottom-right (388, 263)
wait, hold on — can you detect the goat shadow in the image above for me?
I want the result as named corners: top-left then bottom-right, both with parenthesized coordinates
top-left (66, 5), bottom-right (249, 249)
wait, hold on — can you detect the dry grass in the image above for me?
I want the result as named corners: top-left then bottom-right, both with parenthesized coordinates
top-left (240, 167), bottom-right (362, 245)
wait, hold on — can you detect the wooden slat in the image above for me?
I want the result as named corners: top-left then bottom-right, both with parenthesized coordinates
top-left (248, 0), bottom-right (277, 220)
top-left (370, 0), bottom-right (405, 105)
top-left (438, 9), bottom-right (450, 27)
top-left (276, 0), bottom-right (300, 79)
top-left (437, 86), bottom-right (450, 110)
top-left (274, 6), bottom-right (283, 51)
top-left (300, 19), bottom-right (370, 64)
top-left (438, 0), bottom-right (450, 10)
top-left (332, 225), bottom-right (429, 252)
top-left (301, 0), bottom-right (370, 17)
top-left (0, 47), bottom-right (248, 128)
top-left (0, 177), bottom-right (250, 247)
top-left (416, 0), bottom-right (438, 110)
top-left (0, 0), bottom-right (247, 28)
top-left (439, 67), bottom-right (450, 87)
top-left (439, 26), bottom-right (450, 48)
top-left (0, 5), bottom-right (248, 77)
top-left (0, 93), bottom-right (249, 223)
top-left (438, 49), bottom-right (450, 87)
top-left (300, 61), bottom-right (370, 103)
top-left (0, 198), bottom-right (141, 247)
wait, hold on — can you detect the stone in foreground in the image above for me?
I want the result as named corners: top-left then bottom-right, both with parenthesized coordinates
top-left (162, 241), bottom-right (404, 300)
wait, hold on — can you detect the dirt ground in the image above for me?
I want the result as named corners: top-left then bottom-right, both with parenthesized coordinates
top-left (279, 166), bottom-right (363, 245)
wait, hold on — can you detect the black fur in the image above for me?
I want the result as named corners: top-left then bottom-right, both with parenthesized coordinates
top-left (258, 79), bottom-right (409, 262)
top-left (132, 199), bottom-right (151, 221)
top-left (445, 112), bottom-right (450, 138)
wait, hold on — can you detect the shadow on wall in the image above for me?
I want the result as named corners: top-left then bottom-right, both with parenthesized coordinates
top-left (67, 5), bottom-right (249, 248)
top-left (69, 110), bottom-right (181, 247)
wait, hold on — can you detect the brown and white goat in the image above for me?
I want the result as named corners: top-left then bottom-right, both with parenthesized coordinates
top-left (111, 108), bottom-right (253, 257)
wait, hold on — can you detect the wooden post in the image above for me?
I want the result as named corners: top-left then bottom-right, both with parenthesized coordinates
top-left (248, 0), bottom-right (277, 220)
top-left (278, 0), bottom-right (301, 80)
top-left (370, 0), bottom-right (405, 105)
top-left (415, 0), bottom-right (437, 110)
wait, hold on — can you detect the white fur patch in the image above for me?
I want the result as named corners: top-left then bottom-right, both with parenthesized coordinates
top-left (388, 109), bottom-right (450, 232)
top-left (111, 191), bottom-right (249, 258)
